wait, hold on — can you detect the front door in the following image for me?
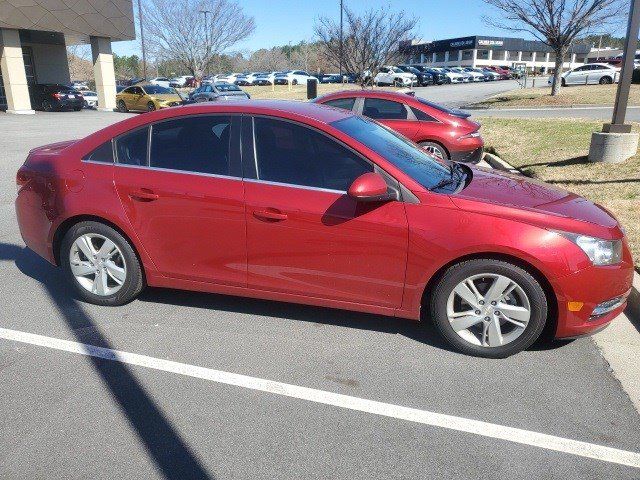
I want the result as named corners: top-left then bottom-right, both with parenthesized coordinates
top-left (113, 115), bottom-right (246, 286)
top-left (243, 116), bottom-right (408, 308)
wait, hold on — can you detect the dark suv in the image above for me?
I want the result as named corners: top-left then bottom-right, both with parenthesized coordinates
top-left (30, 84), bottom-right (84, 111)
top-left (410, 65), bottom-right (447, 85)
top-left (397, 65), bottom-right (434, 86)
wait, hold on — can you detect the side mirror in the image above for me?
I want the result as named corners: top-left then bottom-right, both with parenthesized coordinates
top-left (348, 172), bottom-right (395, 202)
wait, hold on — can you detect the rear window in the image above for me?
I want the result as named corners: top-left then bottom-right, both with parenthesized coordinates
top-left (322, 97), bottom-right (356, 111)
top-left (362, 98), bottom-right (408, 120)
top-left (83, 140), bottom-right (114, 163)
top-left (115, 127), bottom-right (149, 166)
top-left (215, 83), bottom-right (241, 92)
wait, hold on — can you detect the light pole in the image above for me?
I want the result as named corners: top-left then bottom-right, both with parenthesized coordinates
top-left (339, 0), bottom-right (343, 76)
top-left (604, 0), bottom-right (640, 133)
top-left (137, 0), bottom-right (147, 79)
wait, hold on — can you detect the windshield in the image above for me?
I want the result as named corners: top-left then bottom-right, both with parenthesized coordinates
top-left (390, 67), bottom-right (403, 73)
top-left (331, 116), bottom-right (460, 192)
top-left (215, 83), bottom-right (242, 91)
top-left (143, 85), bottom-right (175, 94)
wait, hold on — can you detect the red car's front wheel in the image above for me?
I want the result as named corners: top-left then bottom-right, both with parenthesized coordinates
top-left (429, 259), bottom-right (548, 358)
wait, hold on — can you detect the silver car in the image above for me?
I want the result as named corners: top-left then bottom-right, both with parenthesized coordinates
top-left (189, 82), bottom-right (250, 102)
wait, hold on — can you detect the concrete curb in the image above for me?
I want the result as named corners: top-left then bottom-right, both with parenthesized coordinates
top-left (482, 152), bottom-right (521, 174)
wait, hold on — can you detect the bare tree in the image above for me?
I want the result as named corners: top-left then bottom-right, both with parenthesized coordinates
top-left (291, 41), bottom-right (319, 72)
top-left (314, 6), bottom-right (418, 86)
top-left (143, 0), bottom-right (255, 78)
top-left (482, 0), bottom-right (625, 95)
top-left (67, 44), bottom-right (93, 81)
top-left (245, 48), bottom-right (289, 71)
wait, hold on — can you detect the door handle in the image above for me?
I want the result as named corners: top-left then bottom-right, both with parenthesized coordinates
top-left (129, 189), bottom-right (159, 202)
top-left (253, 208), bottom-right (288, 221)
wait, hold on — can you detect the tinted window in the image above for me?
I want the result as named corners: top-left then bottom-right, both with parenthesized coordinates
top-left (410, 106), bottom-right (437, 122)
top-left (331, 116), bottom-right (454, 192)
top-left (116, 127), bottom-right (149, 166)
top-left (143, 85), bottom-right (174, 94)
top-left (84, 140), bottom-right (114, 163)
top-left (253, 117), bottom-right (372, 191)
top-left (150, 116), bottom-right (232, 175)
top-left (363, 98), bottom-right (408, 120)
top-left (323, 97), bottom-right (356, 111)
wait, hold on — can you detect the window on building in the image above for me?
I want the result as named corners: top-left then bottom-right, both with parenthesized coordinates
top-left (253, 117), bottom-right (373, 191)
top-left (477, 50), bottom-right (489, 60)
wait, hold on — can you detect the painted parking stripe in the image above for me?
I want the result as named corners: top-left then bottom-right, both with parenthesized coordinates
top-left (1, 326), bottom-right (639, 469)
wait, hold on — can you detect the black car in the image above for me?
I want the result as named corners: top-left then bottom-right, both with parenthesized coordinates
top-left (410, 65), bottom-right (447, 85)
top-left (320, 74), bottom-right (345, 84)
top-left (30, 84), bottom-right (84, 111)
top-left (397, 65), bottom-right (434, 86)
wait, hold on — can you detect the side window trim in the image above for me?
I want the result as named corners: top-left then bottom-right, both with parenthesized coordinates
top-left (245, 114), bottom-right (409, 197)
top-left (112, 114), bottom-right (242, 178)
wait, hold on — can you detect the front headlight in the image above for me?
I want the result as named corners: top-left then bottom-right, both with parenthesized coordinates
top-left (557, 231), bottom-right (623, 266)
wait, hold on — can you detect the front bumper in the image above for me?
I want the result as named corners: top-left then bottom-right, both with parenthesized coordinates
top-left (553, 256), bottom-right (634, 338)
top-left (451, 146), bottom-right (484, 164)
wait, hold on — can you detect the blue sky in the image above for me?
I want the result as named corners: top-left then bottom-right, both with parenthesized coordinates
top-left (111, 0), bottom-right (626, 57)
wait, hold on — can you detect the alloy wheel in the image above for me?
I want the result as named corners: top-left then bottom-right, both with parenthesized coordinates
top-left (69, 234), bottom-right (127, 296)
top-left (422, 144), bottom-right (445, 160)
top-left (446, 273), bottom-right (531, 348)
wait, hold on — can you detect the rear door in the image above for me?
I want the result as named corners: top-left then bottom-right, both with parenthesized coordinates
top-left (359, 97), bottom-right (419, 140)
top-left (242, 116), bottom-right (408, 308)
top-left (113, 114), bottom-right (246, 285)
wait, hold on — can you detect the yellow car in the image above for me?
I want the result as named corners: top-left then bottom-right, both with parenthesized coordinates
top-left (116, 83), bottom-right (183, 113)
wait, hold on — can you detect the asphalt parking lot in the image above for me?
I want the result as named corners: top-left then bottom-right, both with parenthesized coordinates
top-left (1, 109), bottom-right (639, 479)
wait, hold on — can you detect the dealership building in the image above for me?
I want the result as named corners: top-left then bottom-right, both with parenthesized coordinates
top-left (0, 0), bottom-right (135, 113)
top-left (401, 36), bottom-right (592, 71)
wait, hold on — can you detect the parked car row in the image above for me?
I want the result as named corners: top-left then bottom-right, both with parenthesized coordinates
top-left (548, 63), bottom-right (620, 86)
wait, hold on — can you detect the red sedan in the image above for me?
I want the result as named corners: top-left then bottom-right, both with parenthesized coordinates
top-left (313, 90), bottom-right (484, 163)
top-left (15, 101), bottom-right (633, 357)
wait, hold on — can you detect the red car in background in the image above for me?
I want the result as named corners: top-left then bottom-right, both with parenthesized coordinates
top-left (313, 90), bottom-right (484, 163)
top-left (486, 66), bottom-right (512, 79)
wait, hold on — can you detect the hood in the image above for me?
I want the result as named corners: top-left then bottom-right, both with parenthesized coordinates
top-left (450, 167), bottom-right (618, 229)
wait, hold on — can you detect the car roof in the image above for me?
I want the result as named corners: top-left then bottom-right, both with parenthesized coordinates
top-left (314, 89), bottom-right (415, 103)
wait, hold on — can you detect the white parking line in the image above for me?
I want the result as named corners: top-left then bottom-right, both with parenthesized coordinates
top-left (2, 326), bottom-right (640, 469)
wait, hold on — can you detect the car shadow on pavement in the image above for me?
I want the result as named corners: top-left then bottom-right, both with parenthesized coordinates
top-left (0, 243), bottom-right (215, 480)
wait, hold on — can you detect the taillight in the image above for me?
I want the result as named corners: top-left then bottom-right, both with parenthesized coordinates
top-left (16, 169), bottom-right (30, 193)
top-left (457, 131), bottom-right (482, 141)
top-left (52, 93), bottom-right (62, 99)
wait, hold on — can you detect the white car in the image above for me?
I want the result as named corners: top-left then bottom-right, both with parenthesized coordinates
top-left (82, 90), bottom-right (98, 108)
top-left (374, 66), bottom-right (416, 86)
top-left (453, 67), bottom-right (485, 82)
top-left (551, 63), bottom-right (620, 86)
top-left (148, 77), bottom-right (171, 88)
top-left (169, 76), bottom-right (192, 87)
top-left (217, 73), bottom-right (243, 84)
top-left (449, 67), bottom-right (478, 82)
top-left (71, 81), bottom-right (89, 91)
top-left (434, 68), bottom-right (465, 84)
top-left (273, 70), bottom-right (315, 85)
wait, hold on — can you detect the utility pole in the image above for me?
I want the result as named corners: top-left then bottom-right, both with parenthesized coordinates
top-left (339, 0), bottom-right (343, 76)
top-left (137, 0), bottom-right (147, 79)
top-left (604, 0), bottom-right (640, 133)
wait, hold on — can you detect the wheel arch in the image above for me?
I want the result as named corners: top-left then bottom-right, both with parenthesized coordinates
top-left (52, 214), bottom-right (148, 285)
top-left (419, 251), bottom-right (558, 338)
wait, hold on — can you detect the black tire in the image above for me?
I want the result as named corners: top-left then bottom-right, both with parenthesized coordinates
top-left (117, 99), bottom-right (128, 112)
top-left (445, 77), bottom-right (452, 84)
top-left (394, 78), bottom-right (403, 87)
top-left (292, 79), bottom-right (298, 85)
top-left (561, 78), bottom-right (566, 87)
top-left (73, 106), bottom-right (82, 111)
top-left (42, 100), bottom-right (53, 112)
top-left (599, 76), bottom-right (613, 85)
top-left (147, 101), bottom-right (156, 112)
top-left (429, 259), bottom-right (548, 358)
top-left (61, 221), bottom-right (144, 306)
top-left (418, 141), bottom-right (449, 161)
